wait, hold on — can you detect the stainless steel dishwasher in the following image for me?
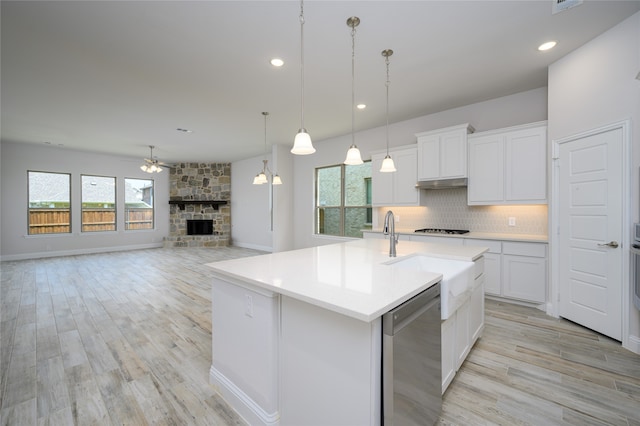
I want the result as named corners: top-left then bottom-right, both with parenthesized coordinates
top-left (382, 282), bottom-right (441, 425)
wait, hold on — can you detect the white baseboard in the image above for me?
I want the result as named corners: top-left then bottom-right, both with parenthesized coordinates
top-left (0, 242), bottom-right (163, 261)
top-left (624, 334), bottom-right (640, 355)
top-left (209, 365), bottom-right (280, 426)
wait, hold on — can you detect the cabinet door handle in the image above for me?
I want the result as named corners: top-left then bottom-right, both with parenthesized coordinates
top-left (597, 241), bottom-right (619, 248)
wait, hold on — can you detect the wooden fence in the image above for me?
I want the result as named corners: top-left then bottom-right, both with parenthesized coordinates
top-left (28, 208), bottom-right (153, 234)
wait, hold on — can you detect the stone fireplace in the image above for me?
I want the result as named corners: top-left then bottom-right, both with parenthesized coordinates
top-left (165, 162), bottom-right (231, 248)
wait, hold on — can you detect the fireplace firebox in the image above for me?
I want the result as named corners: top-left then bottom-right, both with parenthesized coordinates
top-left (187, 219), bottom-right (214, 235)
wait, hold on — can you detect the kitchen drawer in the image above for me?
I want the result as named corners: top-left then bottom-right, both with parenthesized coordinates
top-left (464, 238), bottom-right (501, 253)
top-left (503, 241), bottom-right (546, 257)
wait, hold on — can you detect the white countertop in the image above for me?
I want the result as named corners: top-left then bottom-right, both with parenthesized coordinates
top-left (364, 229), bottom-right (548, 243)
top-left (207, 238), bottom-right (487, 323)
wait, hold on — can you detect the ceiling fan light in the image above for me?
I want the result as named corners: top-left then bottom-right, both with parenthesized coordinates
top-left (140, 164), bottom-right (148, 172)
top-left (258, 172), bottom-right (268, 184)
top-left (344, 145), bottom-right (363, 165)
top-left (272, 174), bottom-right (283, 185)
top-left (291, 129), bottom-right (315, 155)
top-left (252, 174), bottom-right (263, 185)
top-left (380, 155), bottom-right (397, 173)
top-left (155, 165), bottom-right (163, 173)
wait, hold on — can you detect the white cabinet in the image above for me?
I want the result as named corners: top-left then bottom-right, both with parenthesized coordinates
top-left (469, 278), bottom-right (485, 343)
top-left (464, 238), bottom-right (547, 304)
top-left (502, 242), bottom-right (547, 303)
top-left (371, 145), bottom-right (425, 206)
top-left (441, 255), bottom-right (484, 394)
top-left (441, 315), bottom-right (455, 393)
top-left (468, 121), bottom-right (547, 205)
top-left (416, 123), bottom-right (474, 181)
top-left (464, 239), bottom-right (501, 296)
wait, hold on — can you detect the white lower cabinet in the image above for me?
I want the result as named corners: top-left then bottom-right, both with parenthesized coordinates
top-left (464, 239), bottom-right (502, 296)
top-left (463, 239), bottom-right (547, 304)
top-left (502, 242), bottom-right (547, 303)
top-left (441, 315), bottom-right (456, 393)
top-left (441, 262), bottom-right (485, 394)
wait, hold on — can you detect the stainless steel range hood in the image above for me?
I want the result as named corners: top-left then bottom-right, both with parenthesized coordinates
top-left (415, 178), bottom-right (468, 189)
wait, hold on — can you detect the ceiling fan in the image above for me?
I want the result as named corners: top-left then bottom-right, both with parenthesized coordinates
top-left (140, 145), bottom-right (170, 173)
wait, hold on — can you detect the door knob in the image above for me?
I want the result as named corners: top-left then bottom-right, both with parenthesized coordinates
top-left (597, 241), bottom-right (619, 248)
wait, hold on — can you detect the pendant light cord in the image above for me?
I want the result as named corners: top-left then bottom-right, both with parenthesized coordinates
top-left (299, 0), bottom-right (305, 131)
top-left (351, 23), bottom-right (356, 147)
top-left (385, 53), bottom-right (391, 155)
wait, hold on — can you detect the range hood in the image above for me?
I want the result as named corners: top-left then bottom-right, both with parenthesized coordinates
top-left (415, 178), bottom-right (468, 190)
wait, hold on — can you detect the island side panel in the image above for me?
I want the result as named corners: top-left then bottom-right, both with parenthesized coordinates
top-left (280, 295), bottom-right (382, 426)
top-left (210, 277), bottom-right (280, 426)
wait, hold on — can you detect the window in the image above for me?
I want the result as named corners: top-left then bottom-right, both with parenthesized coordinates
top-left (28, 171), bottom-right (71, 235)
top-left (124, 178), bottom-right (154, 230)
top-left (315, 162), bottom-right (372, 238)
top-left (81, 175), bottom-right (116, 232)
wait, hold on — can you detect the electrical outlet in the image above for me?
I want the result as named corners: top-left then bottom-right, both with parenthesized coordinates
top-left (508, 217), bottom-right (516, 227)
top-left (395, 215), bottom-right (400, 223)
top-left (245, 294), bottom-right (253, 317)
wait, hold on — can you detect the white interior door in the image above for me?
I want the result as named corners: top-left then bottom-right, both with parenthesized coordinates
top-left (558, 126), bottom-right (623, 340)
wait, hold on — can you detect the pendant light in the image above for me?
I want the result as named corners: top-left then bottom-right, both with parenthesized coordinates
top-left (291, 0), bottom-right (315, 155)
top-left (343, 16), bottom-right (364, 166)
top-left (380, 49), bottom-right (396, 173)
top-left (253, 112), bottom-right (283, 185)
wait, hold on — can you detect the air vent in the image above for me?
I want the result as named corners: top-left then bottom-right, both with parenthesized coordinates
top-left (552, 0), bottom-right (583, 14)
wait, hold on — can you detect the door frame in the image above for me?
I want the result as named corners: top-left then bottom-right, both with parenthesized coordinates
top-left (550, 120), bottom-right (631, 349)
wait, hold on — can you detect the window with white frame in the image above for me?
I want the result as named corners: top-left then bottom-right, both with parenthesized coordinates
top-left (81, 175), bottom-right (116, 232)
top-left (124, 178), bottom-right (154, 230)
top-left (28, 171), bottom-right (72, 235)
top-left (315, 162), bottom-right (372, 238)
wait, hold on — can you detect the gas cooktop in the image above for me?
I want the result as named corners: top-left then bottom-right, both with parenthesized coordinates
top-left (414, 228), bottom-right (470, 235)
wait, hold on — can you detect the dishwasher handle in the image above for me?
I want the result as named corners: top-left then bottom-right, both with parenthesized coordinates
top-left (383, 283), bottom-right (441, 336)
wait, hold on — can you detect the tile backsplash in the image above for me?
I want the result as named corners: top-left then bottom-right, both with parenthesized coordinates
top-left (375, 188), bottom-right (548, 235)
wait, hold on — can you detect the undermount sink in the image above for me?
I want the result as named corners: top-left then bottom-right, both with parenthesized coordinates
top-left (384, 254), bottom-right (475, 319)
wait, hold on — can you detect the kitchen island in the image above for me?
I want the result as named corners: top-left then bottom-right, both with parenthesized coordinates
top-left (206, 239), bottom-right (487, 425)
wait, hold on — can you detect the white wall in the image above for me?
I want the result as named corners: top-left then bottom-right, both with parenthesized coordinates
top-left (0, 142), bottom-right (169, 260)
top-left (292, 88), bottom-right (548, 249)
top-left (231, 144), bottom-right (295, 253)
top-left (230, 153), bottom-right (273, 251)
top-left (272, 144), bottom-right (294, 252)
top-left (548, 11), bottom-right (640, 351)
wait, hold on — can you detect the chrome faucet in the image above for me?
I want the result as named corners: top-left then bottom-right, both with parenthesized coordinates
top-left (383, 210), bottom-right (398, 257)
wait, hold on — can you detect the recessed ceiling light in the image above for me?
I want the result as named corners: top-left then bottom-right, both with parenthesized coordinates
top-left (356, 104), bottom-right (366, 110)
top-left (177, 128), bottom-right (193, 133)
top-left (270, 58), bottom-right (284, 67)
top-left (538, 41), bottom-right (557, 51)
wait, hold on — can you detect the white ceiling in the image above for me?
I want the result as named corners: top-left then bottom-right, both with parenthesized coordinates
top-left (2, 1), bottom-right (639, 163)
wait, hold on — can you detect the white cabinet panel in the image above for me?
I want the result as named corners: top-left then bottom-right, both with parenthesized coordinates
top-left (417, 124), bottom-right (473, 181)
top-left (505, 126), bottom-right (547, 202)
top-left (468, 134), bottom-right (504, 204)
top-left (481, 253), bottom-right (502, 296)
top-left (454, 302), bottom-right (470, 370)
top-left (468, 122), bottom-right (547, 205)
top-left (469, 280), bottom-right (485, 342)
top-left (441, 316), bottom-right (455, 394)
top-left (372, 146), bottom-right (424, 206)
top-left (502, 254), bottom-right (547, 303)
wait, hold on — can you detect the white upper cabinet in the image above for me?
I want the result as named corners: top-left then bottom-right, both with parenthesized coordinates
top-left (371, 145), bottom-right (425, 206)
top-left (416, 124), bottom-right (475, 181)
top-left (468, 121), bottom-right (547, 205)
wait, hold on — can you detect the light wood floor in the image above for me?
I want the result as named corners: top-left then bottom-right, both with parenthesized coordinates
top-left (1, 247), bottom-right (639, 425)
